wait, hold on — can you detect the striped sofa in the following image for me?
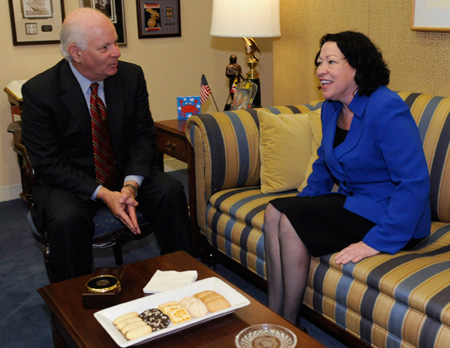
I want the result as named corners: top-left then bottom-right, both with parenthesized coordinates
top-left (185, 92), bottom-right (450, 348)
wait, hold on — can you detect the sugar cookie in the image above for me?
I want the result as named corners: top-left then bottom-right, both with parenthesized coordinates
top-left (113, 312), bottom-right (139, 325)
top-left (125, 325), bottom-right (152, 340)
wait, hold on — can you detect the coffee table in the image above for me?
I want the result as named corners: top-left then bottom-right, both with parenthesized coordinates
top-left (38, 251), bottom-right (326, 347)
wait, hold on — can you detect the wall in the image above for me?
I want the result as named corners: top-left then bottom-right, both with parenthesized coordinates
top-left (0, 0), bottom-right (274, 201)
top-left (274, 0), bottom-right (450, 105)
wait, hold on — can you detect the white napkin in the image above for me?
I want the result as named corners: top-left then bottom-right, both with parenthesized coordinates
top-left (143, 270), bottom-right (198, 293)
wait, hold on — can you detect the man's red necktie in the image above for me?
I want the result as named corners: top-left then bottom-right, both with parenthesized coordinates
top-left (90, 83), bottom-right (117, 189)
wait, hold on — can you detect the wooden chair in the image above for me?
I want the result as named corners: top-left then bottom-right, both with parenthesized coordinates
top-left (8, 121), bottom-right (151, 283)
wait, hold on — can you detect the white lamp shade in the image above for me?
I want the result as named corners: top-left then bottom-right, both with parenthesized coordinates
top-left (210, 0), bottom-right (281, 38)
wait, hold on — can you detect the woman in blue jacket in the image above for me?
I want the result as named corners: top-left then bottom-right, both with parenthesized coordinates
top-left (264, 31), bottom-right (430, 326)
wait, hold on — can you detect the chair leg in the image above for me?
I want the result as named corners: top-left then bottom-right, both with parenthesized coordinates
top-left (43, 244), bottom-right (57, 283)
top-left (112, 244), bottom-right (124, 265)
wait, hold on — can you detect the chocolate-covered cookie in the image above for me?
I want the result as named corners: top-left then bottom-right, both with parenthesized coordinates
top-left (140, 308), bottom-right (170, 331)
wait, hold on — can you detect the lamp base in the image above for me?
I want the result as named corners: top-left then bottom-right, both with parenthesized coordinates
top-left (245, 55), bottom-right (261, 108)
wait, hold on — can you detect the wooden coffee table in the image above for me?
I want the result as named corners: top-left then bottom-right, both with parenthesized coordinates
top-left (38, 251), bottom-right (326, 347)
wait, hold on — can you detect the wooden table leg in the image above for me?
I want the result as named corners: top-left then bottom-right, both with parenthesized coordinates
top-left (51, 314), bottom-right (67, 348)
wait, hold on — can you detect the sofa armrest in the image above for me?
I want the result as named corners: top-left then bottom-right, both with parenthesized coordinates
top-left (186, 109), bottom-right (261, 230)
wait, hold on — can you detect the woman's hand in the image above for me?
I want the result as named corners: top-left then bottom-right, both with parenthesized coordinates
top-left (334, 241), bottom-right (380, 265)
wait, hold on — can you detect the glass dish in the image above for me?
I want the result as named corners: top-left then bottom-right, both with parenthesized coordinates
top-left (235, 323), bottom-right (297, 348)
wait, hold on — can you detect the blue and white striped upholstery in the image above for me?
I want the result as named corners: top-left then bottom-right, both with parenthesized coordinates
top-left (186, 93), bottom-right (450, 347)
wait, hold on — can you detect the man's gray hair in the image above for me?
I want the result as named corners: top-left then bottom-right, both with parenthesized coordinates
top-left (59, 8), bottom-right (107, 62)
top-left (60, 20), bottom-right (88, 62)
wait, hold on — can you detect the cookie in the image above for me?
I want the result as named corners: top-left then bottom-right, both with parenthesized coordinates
top-left (120, 320), bottom-right (148, 335)
top-left (140, 308), bottom-right (163, 318)
top-left (193, 291), bottom-right (231, 313)
top-left (201, 293), bottom-right (223, 304)
top-left (158, 301), bottom-right (182, 315)
top-left (167, 307), bottom-right (191, 324)
top-left (116, 317), bottom-right (143, 330)
top-left (205, 297), bottom-right (231, 313)
top-left (193, 290), bottom-right (214, 301)
top-left (158, 301), bottom-right (179, 311)
top-left (180, 296), bottom-right (209, 318)
top-left (113, 312), bottom-right (139, 325)
top-left (125, 325), bottom-right (152, 340)
top-left (140, 308), bottom-right (170, 331)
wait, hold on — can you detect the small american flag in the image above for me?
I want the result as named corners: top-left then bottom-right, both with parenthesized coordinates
top-left (200, 74), bottom-right (212, 105)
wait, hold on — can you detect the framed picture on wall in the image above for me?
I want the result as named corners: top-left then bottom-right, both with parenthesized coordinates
top-left (8, 0), bottom-right (65, 45)
top-left (137, 0), bottom-right (181, 38)
top-left (80, 0), bottom-right (127, 45)
top-left (412, 0), bottom-right (450, 32)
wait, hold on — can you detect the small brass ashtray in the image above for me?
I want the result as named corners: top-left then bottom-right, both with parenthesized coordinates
top-left (82, 275), bottom-right (122, 309)
top-left (86, 275), bottom-right (121, 293)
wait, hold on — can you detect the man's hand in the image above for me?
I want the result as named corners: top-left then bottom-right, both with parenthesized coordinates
top-left (334, 241), bottom-right (380, 265)
top-left (97, 184), bottom-right (141, 234)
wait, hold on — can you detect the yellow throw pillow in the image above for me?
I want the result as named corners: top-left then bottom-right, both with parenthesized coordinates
top-left (298, 108), bottom-right (322, 191)
top-left (258, 109), bottom-right (314, 193)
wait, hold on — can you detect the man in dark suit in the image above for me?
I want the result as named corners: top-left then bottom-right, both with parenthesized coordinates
top-left (21, 8), bottom-right (191, 282)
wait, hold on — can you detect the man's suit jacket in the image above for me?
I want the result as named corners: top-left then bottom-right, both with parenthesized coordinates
top-left (300, 86), bottom-right (431, 254)
top-left (22, 59), bottom-right (157, 201)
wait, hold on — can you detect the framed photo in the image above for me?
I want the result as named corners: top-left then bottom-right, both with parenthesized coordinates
top-left (231, 81), bottom-right (258, 110)
top-left (8, 0), bottom-right (65, 45)
top-left (411, 0), bottom-right (450, 32)
top-left (80, 0), bottom-right (127, 45)
top-left (137, 0), bottom-right (181, 38)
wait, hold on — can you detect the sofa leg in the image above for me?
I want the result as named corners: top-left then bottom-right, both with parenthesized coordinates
top-left (200, 250), bottom-right (217, 270)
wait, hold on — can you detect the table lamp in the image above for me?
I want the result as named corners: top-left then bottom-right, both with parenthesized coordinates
top-left (210, 0), bottom-right (281, 108)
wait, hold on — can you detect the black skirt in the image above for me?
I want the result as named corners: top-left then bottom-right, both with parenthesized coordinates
top-left (270, 194), bottom-right (376, 257)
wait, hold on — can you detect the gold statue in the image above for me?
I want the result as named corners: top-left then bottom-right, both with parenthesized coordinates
top-left (242, 37), bottom-right (261, 62)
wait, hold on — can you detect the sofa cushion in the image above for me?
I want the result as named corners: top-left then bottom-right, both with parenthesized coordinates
top-left (206, 186), bottom-right (297, 278)
top-left (257, 109), bottom-right (314, 193)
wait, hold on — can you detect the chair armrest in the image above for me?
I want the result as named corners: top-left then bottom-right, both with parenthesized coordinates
top-left (7, 120), bottom-right (35, 207)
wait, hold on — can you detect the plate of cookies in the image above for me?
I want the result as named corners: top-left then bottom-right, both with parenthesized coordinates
top-left (93, 277), bottom-right (251, 347)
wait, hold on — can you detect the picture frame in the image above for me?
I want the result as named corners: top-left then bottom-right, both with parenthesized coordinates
top-left (137, 0), bottom-right (181, 38)
top-left (411, 0), bottom-right (450, 32)
top-left (80, 0), bottom-right (127, 45)
top-left (8, 0), bottom-right (65, 45)
top-left (231, 81), bottom-right (258, 110)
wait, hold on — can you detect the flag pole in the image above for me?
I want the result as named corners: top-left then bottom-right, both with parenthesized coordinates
top-left (201, 72), bottom-right (220, 112)
top-left (210, 90), bottom-right (219, 112)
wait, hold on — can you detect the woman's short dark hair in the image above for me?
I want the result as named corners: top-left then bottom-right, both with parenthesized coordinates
top-left (317, 31), bottom-right (390, 96)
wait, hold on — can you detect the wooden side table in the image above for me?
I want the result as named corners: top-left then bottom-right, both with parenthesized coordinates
top-left (153, 119), bottom-right (199, 255)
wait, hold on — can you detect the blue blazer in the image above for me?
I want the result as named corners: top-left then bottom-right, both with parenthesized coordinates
top-left (300, 86), bottom-right (431, 254)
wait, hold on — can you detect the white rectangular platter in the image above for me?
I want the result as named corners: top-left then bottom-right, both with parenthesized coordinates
top-left (94, 277), bottom-right (251, 347)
